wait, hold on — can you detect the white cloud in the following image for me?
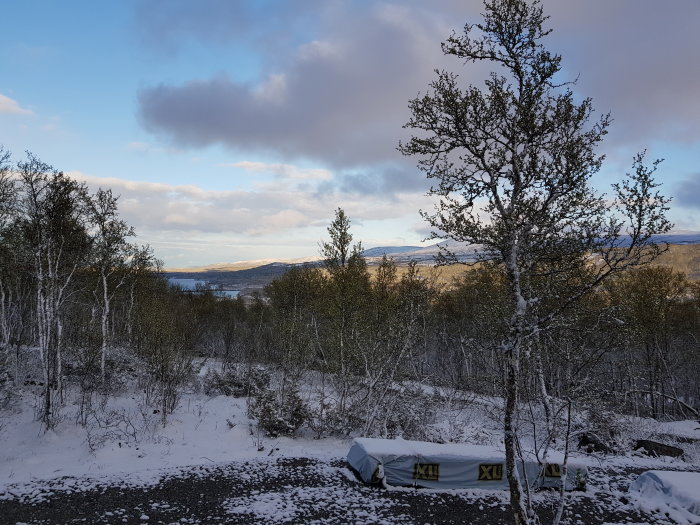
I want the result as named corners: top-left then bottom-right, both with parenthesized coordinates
top-left (297, 40), bottom-right (340, 62)
top-left (126, 141), bottom-right (180, 154)
top-left (127, 141), bottom-right (151, 151)
top-left (0, 94), bottom-right (32, 115)
top-left (66, 170), bottom-right (430, 235)
top-left (62, 169), bottom-right (436, 266)
top-left (222, 161), bottom-right (333, 181)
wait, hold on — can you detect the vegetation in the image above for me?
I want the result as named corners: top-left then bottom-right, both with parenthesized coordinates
top-left (399, 0), bottom-right (672, 522)
top-left (0, 148), bottom-right (161, 427)
top-left (0, 1), bottom-right (696, 514)
top-left (1, 148), bottom-right (696, 442)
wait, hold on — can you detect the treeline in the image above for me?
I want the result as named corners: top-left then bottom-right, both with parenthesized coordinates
top-left (2, 152), bottom-right (698, 438)
top-left (0, 149), bottom-right (167, 427)
top-left (191, 209), bottom-right (700, 438)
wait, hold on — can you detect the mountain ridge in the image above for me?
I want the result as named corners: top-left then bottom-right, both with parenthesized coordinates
top-left (165, 233), bottom-right (700, 274)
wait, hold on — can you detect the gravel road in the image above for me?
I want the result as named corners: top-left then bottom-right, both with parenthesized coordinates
top-left (0, 457), bottom-right (682, 524)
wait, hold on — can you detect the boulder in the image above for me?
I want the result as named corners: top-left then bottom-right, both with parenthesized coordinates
top-left (577, 432), bottom-right (611, 453)
top-left (635, 439), bottom-right (684, 458)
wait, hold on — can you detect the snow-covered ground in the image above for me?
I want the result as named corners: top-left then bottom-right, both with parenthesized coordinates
top-left (2, 362), bottom-right (700, 523)
top-left (0, 390), bottom-right (346, 491)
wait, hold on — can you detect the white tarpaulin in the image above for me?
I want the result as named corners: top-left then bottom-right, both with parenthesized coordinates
top-left (347, 437), bottom-right (587, 490)
top-left (630, 470), bottom-right (700, 521)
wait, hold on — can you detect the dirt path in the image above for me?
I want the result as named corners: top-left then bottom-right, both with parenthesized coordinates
top-left (0, 458), bottom-right (680, 524)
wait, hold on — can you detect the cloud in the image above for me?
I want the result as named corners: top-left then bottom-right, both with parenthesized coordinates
top-left (127, 141), bottom-right (150, 151)
top-left (137, 3), bottom-right (462, 170)
top-left (675, 175), bottom-right (700, 209)
top-left (222, 161), bottom-right (333, 181)
top-left (137, 0), bottom-right (700, 177)
top-left (67, 171), bottom-right (432, 237)
top-left (543, 0), bottom-right (700, 148)
top-left (134, 0), bottom-right (326, 59)
top-left (331, 165), bottom-right (430, 195)
top-left (126, 141), bottom-right (179, 154)
top-left (0, 94), bottom-right (32, 115)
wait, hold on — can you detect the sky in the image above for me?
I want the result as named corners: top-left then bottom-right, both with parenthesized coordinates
top-left (0, 0), bottom-right (699, 268)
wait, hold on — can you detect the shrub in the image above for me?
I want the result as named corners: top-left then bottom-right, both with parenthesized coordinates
top-left (248, 381), bottom-right (310, 437)
top-left (202, 365), bottom-right (270, 398)
top-left (309, 402), bottom-right (364, 438)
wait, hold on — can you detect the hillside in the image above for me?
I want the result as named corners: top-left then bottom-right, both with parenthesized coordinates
top-left (654, 243), bottom-right (700, 280)
top-left (164, 235), bottom-right (700, 293)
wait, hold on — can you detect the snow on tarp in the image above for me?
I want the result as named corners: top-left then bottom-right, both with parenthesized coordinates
top-left (630, 470), bottom-right (700, 523)
top-left (347, 438), bottom-right (587, 491)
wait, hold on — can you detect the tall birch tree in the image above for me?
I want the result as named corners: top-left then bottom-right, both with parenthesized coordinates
top-left (87, 188), bottom-right (135, 384)
top-left (0, 147), bottom-right (16, 391)
top-left (399, 1), bottom-right (671, 523)
top-left (0, 147), bottom-right (15, 349)
top-left (16, 154), bottom-right (92, 428)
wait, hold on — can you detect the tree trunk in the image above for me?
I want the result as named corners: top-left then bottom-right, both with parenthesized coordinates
top-left (504, 343), bottom-right (532, 525)
top-left (101, 272), bottom-right (110, 384)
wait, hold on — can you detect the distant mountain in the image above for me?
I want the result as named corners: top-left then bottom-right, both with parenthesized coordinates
top-left (165, 233), bottom-right (700, 294)
top-left (361, 234), bottom-right (700, 260)
top-left (166, 262), bottom-right (307, 292)
top-left (361, 246), bottom-right (424, 257)
top-left (361, 240), bottom-right (483, 263)
top-left (648, 233), bottom-right (700, 245)
top-left (167, 256), bottom-right (322, 274)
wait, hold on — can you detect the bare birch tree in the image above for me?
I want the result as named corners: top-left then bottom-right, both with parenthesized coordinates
top-left (400, 1), bottom-right (671, 523)
top-left (16, 154), bottom-right (92, 428)
top-left (0, 147), bottom-right (15, 350)
top-left (87, 188), bottom-right (136, 384)
top-left (0, 147), bottom-right (16, 394)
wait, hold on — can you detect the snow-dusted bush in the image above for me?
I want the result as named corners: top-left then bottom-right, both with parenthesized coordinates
top-left (247, 381), bottom-right (310, 438)
top-left (0, 362), bottom-right (17, 432)
top-left (309, 400), bottom-right (364, 438)
top-left (83, 395), bottom-right (162, 453)
top-left (309, 381), bottom-right (467, 442)
top-left (359, 384), bottom-right (433, 440)
top-left (201, 365), bottom-right (270, 398)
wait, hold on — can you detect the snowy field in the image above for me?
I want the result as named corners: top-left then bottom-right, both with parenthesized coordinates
top-left (2, 362), bottom-right (700, 524)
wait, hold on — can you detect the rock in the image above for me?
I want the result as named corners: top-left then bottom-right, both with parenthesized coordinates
top-left (634, 439), bottom-right (684, 458)
top-left (578, 432), bottom-right (611, 453)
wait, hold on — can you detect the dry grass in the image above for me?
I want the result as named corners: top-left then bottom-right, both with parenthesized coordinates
top-left (363, 244), bottom-right (700, 286)
top-left (365, 262), bottom-right (480, 287)
top-left (167, 262), bottom-right (267, 273)
top-left (652, 244), bottom-right (700, 280)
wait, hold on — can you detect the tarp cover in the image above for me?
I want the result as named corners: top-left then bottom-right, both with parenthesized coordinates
top-left (347, 437), bottom-right (587, 490)
top-left (630, 470), bottom-right (700, 518)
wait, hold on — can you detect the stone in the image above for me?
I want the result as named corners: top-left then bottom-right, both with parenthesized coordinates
top-left (577, 432), bottom-right (611, 454)
top-left (634, 439), bottom-right (684, 458)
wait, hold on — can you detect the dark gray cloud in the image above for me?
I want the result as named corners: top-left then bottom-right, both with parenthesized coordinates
top-left (676, 175), bottom-right (700, 209)
top-left (544, 0), bottom-right (700, 149)
top-left (137, 0), bottom-right (700, 191)
top-left (134, 0), bottom-right (324, 58)
top-left (138, 3), bottom-right (468, 172)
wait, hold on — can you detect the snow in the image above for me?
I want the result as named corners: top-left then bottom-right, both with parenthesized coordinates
top-left (0, 391), bottom-right (345, 496)
top-left (353, 436), bottom-right (504, 459)
top-left (630, 470), bottom-right (700, 524)
top-left (658, 420), bottom-right (700, 441)
top-left (223, 485), bottom-right (407, 524)
top-left (1, 370), bottom-right (699, 523)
